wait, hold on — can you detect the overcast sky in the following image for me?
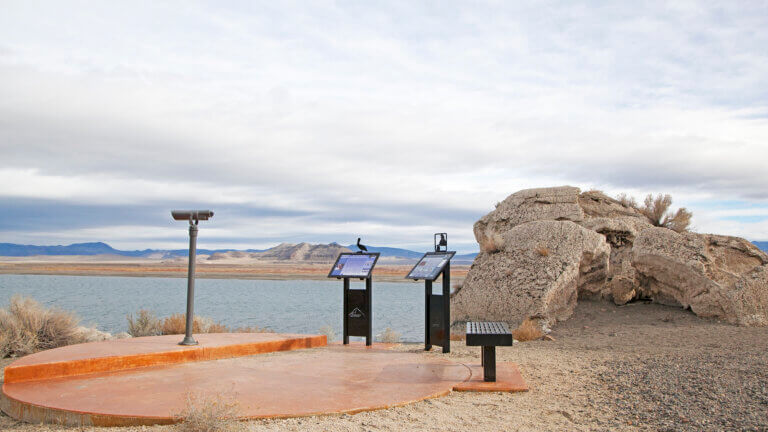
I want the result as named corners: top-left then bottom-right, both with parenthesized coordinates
top-left (1, 1), bottom-right (767, 253)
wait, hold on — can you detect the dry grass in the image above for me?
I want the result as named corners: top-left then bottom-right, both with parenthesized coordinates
top-left (127, 309), bottom-right (161, 337)
top-left (317, 325), bottom-right (335, 342)
top-left (174, 391), bottom-right (241, 432)
top-left (512, 318), bottom-right (544, 342)
top-left (0, 296), bottom-right (85, 357)
top-left (376, 327), bottom-right (401, 343)
top-left (534, 245), bottom-right (550, 257)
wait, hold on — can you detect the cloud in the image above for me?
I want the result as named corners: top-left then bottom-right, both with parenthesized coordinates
top-left (1, 1), bottom-right (767, 250)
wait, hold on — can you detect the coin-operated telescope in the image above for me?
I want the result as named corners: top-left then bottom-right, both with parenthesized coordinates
top-left (171, 210), bottom-right (214, 345)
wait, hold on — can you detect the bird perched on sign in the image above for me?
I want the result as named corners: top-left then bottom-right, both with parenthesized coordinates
top-left (438, 233), bottom-right (447, 248)
top-left (356, 237), bottom-right (368, 253)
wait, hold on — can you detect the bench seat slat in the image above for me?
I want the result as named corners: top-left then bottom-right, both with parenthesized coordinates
top-left (465, 321), bottom-right (513, 347)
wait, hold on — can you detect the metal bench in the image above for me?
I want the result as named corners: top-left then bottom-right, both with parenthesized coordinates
top-left (465, 321), bottom-right (513, 382)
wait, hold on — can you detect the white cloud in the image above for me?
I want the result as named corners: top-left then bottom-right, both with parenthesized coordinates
top-left (1, 1), bottom-right (767, 247)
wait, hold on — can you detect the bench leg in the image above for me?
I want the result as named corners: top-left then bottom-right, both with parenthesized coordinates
top-left (482, 346), bottom-right (496, 382)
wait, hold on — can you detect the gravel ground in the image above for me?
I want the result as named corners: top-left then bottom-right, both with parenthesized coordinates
top-left (2, 300), bottom-right (766, 431)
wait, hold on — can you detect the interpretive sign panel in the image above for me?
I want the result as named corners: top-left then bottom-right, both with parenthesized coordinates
top-left (406, 252), bottom-right (456, 281)
top-left (328, 253), bottom-right (380, 278)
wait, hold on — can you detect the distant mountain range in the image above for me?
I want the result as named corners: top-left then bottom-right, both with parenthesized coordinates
top-left (0, 241), bottom-right (479, 261)
top-left (0, 242), bottom-right (266, 259)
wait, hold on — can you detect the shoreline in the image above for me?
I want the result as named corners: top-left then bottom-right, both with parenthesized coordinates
top-left (0, 262), bottom-right (469, 283)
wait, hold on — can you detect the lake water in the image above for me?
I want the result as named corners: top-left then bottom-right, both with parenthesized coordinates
top-left (0, 274), bottom-right (434, 342)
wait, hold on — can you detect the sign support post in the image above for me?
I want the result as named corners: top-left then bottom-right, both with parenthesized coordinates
top-left (407, 233), bottom-right (454, 354)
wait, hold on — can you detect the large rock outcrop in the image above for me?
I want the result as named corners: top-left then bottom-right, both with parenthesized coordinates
top-left (452, 220), bottom-right (610, 327)
top-left (633, 228), bottom-right (768, 326)
top-left (453, 186), bottom-right (768, 332)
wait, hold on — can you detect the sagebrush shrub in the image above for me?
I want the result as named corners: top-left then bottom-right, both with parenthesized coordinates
top-left (0, 296), bottom-right (84, 357)
top-left (127, 309), bottom-right (161, 337)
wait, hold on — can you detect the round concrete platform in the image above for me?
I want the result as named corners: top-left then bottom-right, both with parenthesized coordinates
top-left (2, 343), bottom-right (471, 426)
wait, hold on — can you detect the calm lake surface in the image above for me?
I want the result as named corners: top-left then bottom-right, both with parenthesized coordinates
top-left (0, 274), bottom-right (433, 342)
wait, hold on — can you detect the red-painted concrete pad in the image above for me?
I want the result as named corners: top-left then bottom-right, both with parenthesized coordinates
top-left (452, 362), bottom-right (529, 392)
top-left (4, 333), bottom-right (326, 383)
top-left (2, 344), bottom-right (471, 426)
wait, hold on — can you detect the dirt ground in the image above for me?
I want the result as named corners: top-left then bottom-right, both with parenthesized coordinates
top-left (2, 300), bottom-right (766, 431)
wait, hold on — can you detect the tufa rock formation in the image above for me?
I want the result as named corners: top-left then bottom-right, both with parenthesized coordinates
top-left (452, 186), bottom-right (768, 332)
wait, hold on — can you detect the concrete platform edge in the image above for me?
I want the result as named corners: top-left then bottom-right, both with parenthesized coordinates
top-left (4, 334), bottom-right (327, 383)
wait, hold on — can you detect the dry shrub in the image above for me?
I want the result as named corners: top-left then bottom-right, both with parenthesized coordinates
top-left (232, 326), bottom-right (273, 333)
top-left (0, 296), bottom-right (84, 357)
top-left (616, 193), bottom-right (638, 208)
top-left (450, 281), bottom-right (464, 299)
top-left (376, 327), bottom-right (401, 343)
top-left (162, 313), bottom-right (198, 335)
top-left (206, 322), bottom-right (230, 333)
top-left (665, 207), bottom-right (693, 233)
top-left (479, 235), bottom-right (501, 253)
top-left (512, 318), bottom-right (544, 342)
top-left (127, 309), bottom-right (161, 337)
top-left (534, 245), bottom-right (550, 257)
top-left (640, 193), bottom-right (693, 232)
top-left (317, 325), bottom-right (335, 342)
top-left (161, 314), bottom-right (222, 335)
top-left (174, 391), bottom-right (240, 432)
top-left (135, 311), bottom-right (270, 336)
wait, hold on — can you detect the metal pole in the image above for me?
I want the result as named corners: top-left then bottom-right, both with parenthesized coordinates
top-left (442, 261), bottom-right (451, 353)
top-left (179, 222), bottom-right (198, 346)
top-left (343, 278), bottom-right (349, 345)
top-left (424, 279), bottom-right (432, 351)
top-left (365, 277), bottom-right (372, 346)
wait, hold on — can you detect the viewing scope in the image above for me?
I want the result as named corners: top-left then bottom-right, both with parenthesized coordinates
top-left (171, 210), bottom-right (214, 222)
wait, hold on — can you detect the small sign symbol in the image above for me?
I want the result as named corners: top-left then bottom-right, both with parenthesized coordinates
top-left (348, 307), bottom-right (365, 318)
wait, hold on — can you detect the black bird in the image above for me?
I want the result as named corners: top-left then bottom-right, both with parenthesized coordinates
top-left (356, 237), bottom-right (368, 253)
top-left (438, 233), bottom-right (447, 248)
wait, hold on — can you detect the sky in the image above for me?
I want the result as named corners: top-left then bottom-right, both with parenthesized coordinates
top-left (1, 1), bottom-right (767, 254)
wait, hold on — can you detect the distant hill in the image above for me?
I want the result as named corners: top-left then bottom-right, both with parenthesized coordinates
top-left (0, 241), bottom-right (479, 262)
top-left (344, 244), bottom-right (423, 258)
top-left (753, 241), bottom-right (768, 252)
top-left (344, 243), bottom-right (477, 260)
top-left (0, 242), bottom-right (265, 258)
top-left (210, 243), bottom-right (352, 262)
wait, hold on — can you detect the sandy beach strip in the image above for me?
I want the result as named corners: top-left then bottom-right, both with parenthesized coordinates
top-left (0, 261), bottom-right (469, 283)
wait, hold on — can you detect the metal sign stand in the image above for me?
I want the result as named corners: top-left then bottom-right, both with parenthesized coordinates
top-left (424, 233), bottom-right (452, 353)
top-left (343, 276), bottom-right (373, 346)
